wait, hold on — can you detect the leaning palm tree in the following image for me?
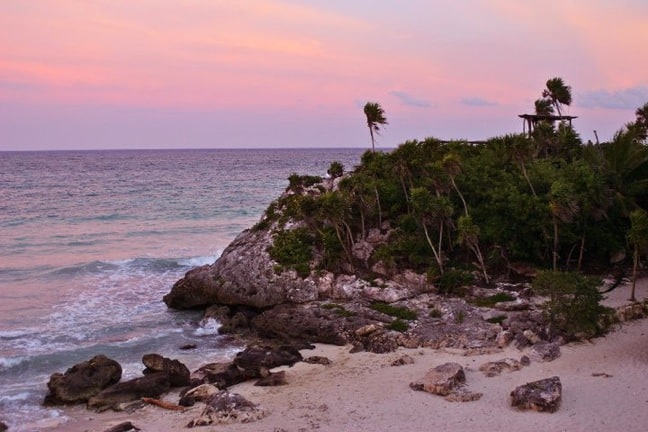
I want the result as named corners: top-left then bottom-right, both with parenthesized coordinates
top-left (542, 77), bottom-right (572, 117)
top-left (363, 102), bottom-right (388, 152)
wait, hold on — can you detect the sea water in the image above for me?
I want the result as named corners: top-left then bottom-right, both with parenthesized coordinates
top-left (0, 148), bottom-right (363, 430)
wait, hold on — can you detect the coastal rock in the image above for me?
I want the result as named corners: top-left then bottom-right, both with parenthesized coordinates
top-left (233, 345), bottom-right (303, 370)
top-left (254, 370), bottom-right (288, 386)
top-left (102, 421), bottom-right (141, 432)
top-left (179, 384), bottom-right (219, 407)
top-left (87, 372), bottom-right (171, 412)
top-left (303, 356), bottom-right (332, 366)
top-left (510, 376), bottom-right (562, 412)
top-left (391, 354), bottom-right (415, 366)
top-left (479, 358), bottom-right (523, 377)
top-left (142, 354), bottom-right (190, 387)
top-left (0, 421), bottom-right (7, 432)
top-left (410, 362), bottom-right (466, 396)
top-left (44, 355), bottom-right (122, 406)
top-left (187, 390), bottom-right (268, 427)
top-left (529, 342), bottom-right (561, 362)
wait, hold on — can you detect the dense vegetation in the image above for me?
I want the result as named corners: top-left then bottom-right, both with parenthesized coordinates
top-left (264, 96), bottom-right (648, 293)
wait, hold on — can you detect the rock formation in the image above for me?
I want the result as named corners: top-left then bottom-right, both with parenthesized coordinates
top-left (510, 376), bottom-right (562, 412)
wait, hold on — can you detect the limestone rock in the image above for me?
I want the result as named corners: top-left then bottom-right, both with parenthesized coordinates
top-left (479, 358), bottom-right (523, 377)
top-left (410, 362), bottom-right (465, 396)
top-left (44, 355), bottom-right (122, 406)
top-left (303, 356), bottom-right (332, 366)
top-left (142, 354), bottom-right (190, 387)
top-left (254, 371), bottom-right (287, 387)
top-left (233, 345), bottom-right (302, 371)
top-left (391, 354), bottom-right (415, 366)
top-left (530, 342), bottom-right (561, 362)
top-left (511, 376), bottom-right (562, 412)
top-left (188, 390), bottom-right (267, 427)
top-left (179, 384), bottom-right (219, 407)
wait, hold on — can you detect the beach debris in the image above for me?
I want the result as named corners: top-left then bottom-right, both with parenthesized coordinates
top-left (390, 354), bottom-right (415, 366)
top-left (141, 397), bottom-right (186, 411)
top-left (179, 384), bottom-right (220, 407)
top-left (142, 353), bottom-right (190, 387)
top-left (187, 390), bottom-right (268, 427)
top-left (510, 376), bottom-right (562, 412)
top-left (102, 421), bottom-right (141, 432)
top-left (592, 372), bottom-right (613, 378)
top-left (44, 354), bottom-right (122, 406)
top-left (529, 342), bottom-right (561, 362)
top-left (479, 357), bottom-right (524, 377)
top-left (255, 370), bottom-right (288, 386)
top-left (88, 372), bottom-right (171, 412)
top-left (303, 355), bottom-right (332, 366)
top-left (410, 362), bottom-right (465, 396)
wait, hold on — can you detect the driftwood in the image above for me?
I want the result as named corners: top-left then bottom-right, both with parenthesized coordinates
top-left (141, 397), bottom-right (186, 411)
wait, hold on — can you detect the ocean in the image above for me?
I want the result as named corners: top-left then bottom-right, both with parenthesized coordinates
top-left (0, 148), bottom-right (364, 430)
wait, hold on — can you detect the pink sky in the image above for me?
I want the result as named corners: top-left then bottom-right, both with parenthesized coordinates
top-left (1, 0), bottom-right (647, 150)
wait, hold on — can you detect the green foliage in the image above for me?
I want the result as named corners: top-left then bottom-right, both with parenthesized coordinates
top-left (429, 308), bottom-right (443, 318)
top-left (287, 173), bottom-right (323, 192)
top-left (437, 268), bottom-right (474, 295)
top-left (486, 315), bottom-right (507, 324)
top-left (471, 292), bottom-right (515, 307)
top-left (533, 271), bottom-right (615, 340)
top-left (268, 227), bottom-right (313, 277)
top-left (327, 161), bottom-right (344, 178)
top-left (369, 302), bottom-right (417, 320)
top-left (386, 319), bottom-right (408, 332)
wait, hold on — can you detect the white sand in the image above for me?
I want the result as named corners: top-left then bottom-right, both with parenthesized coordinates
top-left (44, 280), bottom-right (648, 432)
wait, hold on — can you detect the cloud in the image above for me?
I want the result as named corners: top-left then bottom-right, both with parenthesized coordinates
top-left (577, 86), bottom-right (648, 110)
top-left (389, 90), bottom-right (431, 108)
top-left (460, 97), bottom-right (498, 107)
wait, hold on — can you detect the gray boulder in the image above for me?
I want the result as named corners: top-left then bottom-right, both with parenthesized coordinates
top-left (410, 362), bottom-right (466, 396)
top-left (511, 376), bottom-right (562, 412)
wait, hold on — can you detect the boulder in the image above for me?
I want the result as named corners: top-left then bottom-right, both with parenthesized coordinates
top-left (410, 362), bottom-right (466, 396)
top-left (233, 345), bottom-right (303, 371)
top-left (179, 384), bottom-right (219, 407)
top-left (187, 390), bottom-right (268, 427)
top-left (142, 354), bottom-right (190, 387)
top-left (102, 421), bottom-right (141, 432)
top-left (303, 356), bottom-right (332, 366)
top-left (511, 376), bottom-right (562, 412)
top-left (87, 372), bottom-right (171, 411)
top-left (530, 342), bottom-right (561, 362)
top-left (478, 358), bottom-right (523, 377)
top-left (254, 371), bottom-right (287, 387)
top-left (0, 421), bottom-right (7, 432)
top-left (44, 355), bottom-right (122, 406)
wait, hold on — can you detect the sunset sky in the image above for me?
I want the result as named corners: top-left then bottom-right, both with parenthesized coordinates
top-left (1, 0), bottom-right (647, 151)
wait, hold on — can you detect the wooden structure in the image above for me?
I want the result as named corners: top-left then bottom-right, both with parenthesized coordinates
top-left (519, 114), bottom-right (577, 134)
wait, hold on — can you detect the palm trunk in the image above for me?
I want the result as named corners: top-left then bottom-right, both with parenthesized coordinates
top-left (552, 216), bottom-right (559, 271)
top-left (631, 244), bottom-right (638, 302)
top-left (422, 222), bottom-right (444, 274)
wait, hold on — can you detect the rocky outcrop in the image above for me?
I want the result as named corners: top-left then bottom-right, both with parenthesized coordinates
top-left (510, 376), bottom-right (562, 412)
top-left (44, 355), bottom-right (122, 406)
top-left (88, 372), bottom-right (171, 411)
top-left (142, 354), bottom-right (190, 387)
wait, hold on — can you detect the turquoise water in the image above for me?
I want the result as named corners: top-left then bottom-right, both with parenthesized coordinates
top-left (0, 148), bottom-right (363, 430)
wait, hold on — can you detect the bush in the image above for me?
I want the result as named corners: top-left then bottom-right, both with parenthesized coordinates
top-left (327, 161), bottom-right (344, 178)
top-left (370, 302), bottom-right (417, 320)
top-left (437, 268), bottom-right (474, 295)
top-left (268, 227), bottom-right (313, 277)
top-left (387, 319), bottom-right (408, 332)
top-left (471, 292), bottom-right (515, 307)
top-left (533, 271), bottom-right (615, 340)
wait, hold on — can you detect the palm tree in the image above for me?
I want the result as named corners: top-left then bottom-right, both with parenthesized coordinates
top-left (534, 98), bottom-right (554, 116)
top-left (542, 77), bottom-right (572, 117)
top-left (633, 102), bottom-right (648, 141)
top-left (363, 102), bottom-right (388, 152)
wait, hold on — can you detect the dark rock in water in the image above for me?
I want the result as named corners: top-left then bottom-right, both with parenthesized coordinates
top-left (102, 421), bottom-right (141, 432)
top-left (142, 354), bottom-right (190, 387)
top-left (233, 345), bottom-right (302, 370)
top-left (87, 372), bottom-right (171, 412)
top-left (180, 344), bottom-right (197, 350)
top-left (0, 421), bottom-right (7, 432)
top-left (187, 390), bottom-right (267, 427)
top-left (44, 354), bottom-right (122, 406)
top-left (254, 370), bottom-right (287, 387)
top-left (410, 362), bottom-right (466, 396)
top-left (511, 376), bottom-right (562, 412)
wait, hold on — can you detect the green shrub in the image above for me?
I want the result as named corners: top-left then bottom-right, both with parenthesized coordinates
top-left (533, 271), bottom-right (615, 340)
top-left (437, 268), bottom-right (474, 295)
top-left (429, 308), bottom-right (443, 318)
top-left (486, 315), bottom-right (506, 324)
top-left (471, 292), bottom-right (515, 307)
top-left (327, 161), bottom-right (344, 178)
top-left (370, 302), bottom-right (417, 320)
top-left (268, 227), bottom-right (313, 277)
top-left (387, 319), bottom-right (408, 332)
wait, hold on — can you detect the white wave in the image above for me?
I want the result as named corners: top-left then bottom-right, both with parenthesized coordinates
top-left (0, 356), bottom-right (28, 371)
top-left (194, 317), bottom-right (221, 336)
top-left (177, 253), bottom-right (220, 267)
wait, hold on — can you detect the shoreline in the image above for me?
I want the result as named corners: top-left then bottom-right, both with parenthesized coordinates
top-left (39, 281), bottom-right (648, 432)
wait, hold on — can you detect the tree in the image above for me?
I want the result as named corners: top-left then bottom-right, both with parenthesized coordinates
top-left (627, 208), bottom-right (648, 301)
top-left (534, 98), bottom-right (554, 116)
top-left (363, 102), bottom-right (388, 152)
top-left (542, 77), bottom-right (572, 117)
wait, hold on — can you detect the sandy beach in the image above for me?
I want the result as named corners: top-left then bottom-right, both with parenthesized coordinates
top-left (39, 281), bottom-right (648, 432)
